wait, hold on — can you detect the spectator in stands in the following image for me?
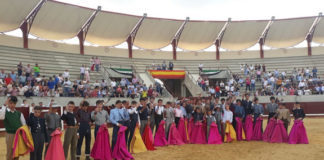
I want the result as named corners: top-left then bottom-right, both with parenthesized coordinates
top-left (262, 64), bottom-right (266, 72)
top-left (80, 64), bottom-right (85, 80)
top-left (162, 61), bottom-right (167, 70)
top-left (169, 61), bottom-right (174, 70)
top-left (63, 78), bottom-right (72, 97)
top-left (90, 56), bottom-right (95, 71)
top-left (4, 73), bottom-right (12, 85)
top-left (199, 63), bottom-right (203, 74)
top-left (312, 66), bottom-right (317, 78)
top-left (19, 73), bottom-right (26, 86)
top-left (94, 56), bottom-right (101, 72)
top-left (85, 65), bottom-right (90, 82)
top-left (63, 69), bottom-right (70, 79)
top-left (48, 77), bottom-right (55, 97)
top-left (245, 77), bottom-right (251, 91)
top-left (0, 69), bottom-right (6, 81)
top-left (10, 70), bottom-right (16, 83)
top-left (24, 64), bottom-right (32, 77)
top-left (33, 63), bottom-right (40, 77)
top-left (17, 62), bottom-right (23, 76)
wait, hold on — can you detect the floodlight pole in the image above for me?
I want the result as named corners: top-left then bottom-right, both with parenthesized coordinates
top-left (258, 16), bottom-right (275, 59)
top-left (306, 12), bottom-right (322, 56)
top-left (127, 13), bottom-right (147, 58)
top-left (214, 18), bottom-right (231, 60)
top-left (171, 17), bottom-right (189, 60)
top-left (20, 0), bottom-right (47, 49)
top-left (77, 6), bottom-right (101, 55)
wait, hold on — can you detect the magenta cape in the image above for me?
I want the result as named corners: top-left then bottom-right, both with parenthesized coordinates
top-left (90, 125), bottom-right (112, 160)
top-left (252, 117), bottom-right (263, 141)
top-left (208, 122), bottom-right (222, 144)
top-left (112, 126), bottom-right (134, 160)
top-left (154, 120), bottom-right (168, 146)
top-left (142, 124), bottom-right (156, 150)
top-left (168, 123), bottom-right (185, 145)
top-left (288, 120), bottom-right (309, 144)
top-left (177, 118), bottom-right (189, 143)
top-left (235, 117), bottom-right (246, 141)
top-left (191, 121), bottom-right (206, 144)
top-left (270, 120), bottom-right (288, 143)
top-left (45, 129), bottom-right (65, 160)
top-left (188, 118), bottom-right (194, 143)
top-left (263, 118), bottom-right (276, 142)
top-left (244, 115), bottom-right (254, 141)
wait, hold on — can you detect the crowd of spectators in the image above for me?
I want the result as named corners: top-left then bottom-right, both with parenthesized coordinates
top-left (196, 64), bottom-right (323, 97)
top-left (0, 59), bottom-right (164, 99)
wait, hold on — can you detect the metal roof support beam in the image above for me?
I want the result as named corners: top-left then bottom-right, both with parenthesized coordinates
top-left (214, 18), bottom-right (231, 60)
top-left (127, 13), bottom-right (147, 58)
top-left (19, 0), bottom-right (47, 49)
top-left (259, 16), bottom-right (275, 59)
top-left (306, 12), bottom-right (322, 56)
top-left (77, 6), bottom-right (101, 55)
top-left (171, 17), bottom-right (189, 60)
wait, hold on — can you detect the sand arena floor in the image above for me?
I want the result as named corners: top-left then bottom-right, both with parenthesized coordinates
top-left (0, 118), bottom-right (323, 160)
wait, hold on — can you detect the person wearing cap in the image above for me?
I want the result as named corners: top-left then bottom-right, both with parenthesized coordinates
top-left (0, 96), bottom-right (26, 160)
top-left (266, 96), bottom-right (278, 123)
top-left (275, 103), bottom-right (291, 131)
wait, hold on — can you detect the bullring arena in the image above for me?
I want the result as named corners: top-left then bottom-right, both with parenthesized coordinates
top-left (1, 0), bottom-right (324, 160)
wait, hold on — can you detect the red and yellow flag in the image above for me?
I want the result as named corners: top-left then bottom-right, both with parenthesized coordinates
top-left (148, 70), bottom-right (185, 79)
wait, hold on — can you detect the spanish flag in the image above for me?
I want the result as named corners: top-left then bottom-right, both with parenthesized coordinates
top-left (148, 70), bottom-right (185, 79)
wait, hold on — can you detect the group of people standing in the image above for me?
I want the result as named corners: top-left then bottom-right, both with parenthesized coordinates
top-left (0, 94), bottom-right (309, 160)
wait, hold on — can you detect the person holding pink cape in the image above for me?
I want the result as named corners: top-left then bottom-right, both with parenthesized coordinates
top-left (168, 123), bottom-right (185, 145)
top-left (289, 102), bottom-right (309, 144)
top-left (263, 118), bottom-right (276, 142)
top-left (177, 117), bottom-right (189, 143)
top-left (234, 99), bottom-right (246, 141)
top-left (90, 124), bottom-right (112, 160)
top-left (252, 98), bottom-right (264, 141)
top-left (45, 129), bottom-right (65, 160)
top-left (270, 119), bottom-right (288, 143)
top-left (112, 126), bottom-right (134, 160)
top-left (154, 120), bottom-right (168, 146)
top-left (191, 107), bottom-right (206, 144)
top-left (206, 109), bottom-right (222, 144)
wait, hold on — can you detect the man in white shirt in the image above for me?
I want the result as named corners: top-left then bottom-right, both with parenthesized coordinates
top-left (110, 80), bottom-right (117, 88)
top-left (298, 80), bottom-right (306, 90)
top-left (63, 69), bottom-right (70, 79)
top-left (154, 99), bottom-right (164, 132)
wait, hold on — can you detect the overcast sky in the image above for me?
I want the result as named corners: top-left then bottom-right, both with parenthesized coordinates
top-left (56, 0), bottom-right (323, 20)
